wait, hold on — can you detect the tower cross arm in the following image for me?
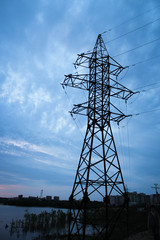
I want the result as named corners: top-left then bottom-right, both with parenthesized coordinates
top-left (74, 52), bottom-right (92, 69)
top-left (61, 73), bottom-right (90, 90)
top-left (109, 56), bottom-right (125, 77)
top-left (110, 112), bottom-right (132, 123)
top-left (110, 78), bottom-right (138, 101)
top-left (109, 102), bottom-right (132, 123)
top-left (70, 101), bottom-right (89, 116)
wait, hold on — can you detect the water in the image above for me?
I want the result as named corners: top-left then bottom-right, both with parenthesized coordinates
top-left (0, 204), bottom-right (67, 240)
top-left (0, 205), bottom-right (96, 239)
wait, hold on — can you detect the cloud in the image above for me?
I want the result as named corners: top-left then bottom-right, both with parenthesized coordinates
top-left (0, 65), bottom-right (54, 116)
top-left (0, 184), bottom-right (28, 197)
top-left (0, 66), bottom-right (26, 105)
top-left (36, 12), bottom-right (44, 24)
top-left (68, 0), bottom-right (88, 17)
top-left (28, 87), bottom-right (52, 110)
top-left (0, 137), bottom-right (77, 169)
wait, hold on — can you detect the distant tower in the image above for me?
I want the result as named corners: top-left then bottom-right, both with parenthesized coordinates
top-left (151, 184), bottom-right (160, 204)
top-left (62, 34), bottom-right (135, 240)
top-left (40, 189), bottom-right (43, 199)
top-left (151, 184), bottom-right (160, 195)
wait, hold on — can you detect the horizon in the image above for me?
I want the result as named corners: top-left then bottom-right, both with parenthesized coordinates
top-left (0, 188), bottom-right (159, 200)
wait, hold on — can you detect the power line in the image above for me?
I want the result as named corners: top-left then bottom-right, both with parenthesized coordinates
top-left (62, 85), bottom-right (85, 139)
top-left (127, 82), bottom-right (160, 99)
top-left (105, 17), bottom-right (160, 44)
top-left (120, 108), bottom-right (160, 124)
top-left (132, 85), bottom-right (160, 94)
top-left (120, 55), bottom-right (160, 69)
top-left (126, 82), bottom-right (160, 104)
top-left (70, 114), bottom-right (85, 139)
top-left (133, 81), bottom-right (160, 91)
top-left (117, 107), bottom-right (160, 127)
top-left (128, 55), bottom-right (160, 67)
top-left (133, 108), bottom-right (160, 116)
top-left (113, 37), bottom-right (160, 58)
top-left (86, 41), bottom-right (160, 68)
top-left (101, 4), bottom-right (160, 35)
top-left (141, 85), bottom-right (160, 92)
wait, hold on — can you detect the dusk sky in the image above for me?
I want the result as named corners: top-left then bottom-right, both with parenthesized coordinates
top-left (0, 0), bottom-right (160, 199)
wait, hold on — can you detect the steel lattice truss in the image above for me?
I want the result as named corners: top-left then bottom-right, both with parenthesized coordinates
top-left (62, 34), bottom-right (135, 240)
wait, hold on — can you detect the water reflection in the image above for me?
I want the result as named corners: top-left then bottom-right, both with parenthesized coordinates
top-left (9, 210), bottom-right (69, 240)
top-left (0, 205), bottom-right (69, 240)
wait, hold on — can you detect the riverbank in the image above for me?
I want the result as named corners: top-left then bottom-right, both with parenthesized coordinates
top-left (0, 197), bottom-right (103, 209)
top-left (0, 197), bottom-right (70, 208)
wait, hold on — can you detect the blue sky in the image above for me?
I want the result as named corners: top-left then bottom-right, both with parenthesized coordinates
top-left (0, 0), bottom-right (160, 199)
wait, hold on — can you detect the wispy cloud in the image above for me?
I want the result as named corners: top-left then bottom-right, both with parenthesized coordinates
top-left (0, 66), bottom-right (53, 112)
top-left (0, 137), bottom-right (77, 169)
top-left (0, 66), bottom-right (26, 105)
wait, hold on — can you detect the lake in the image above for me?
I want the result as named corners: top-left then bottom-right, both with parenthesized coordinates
top-left (0, 204), bottom-right (68, 240)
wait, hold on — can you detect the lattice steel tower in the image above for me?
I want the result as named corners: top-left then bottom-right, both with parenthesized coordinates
top-left (62, 34), bottom-right (135, 240)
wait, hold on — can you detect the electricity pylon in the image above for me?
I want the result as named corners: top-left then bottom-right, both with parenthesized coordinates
top-left (151, 184), bottom-right (160, 195)
top-left (62, 34), bottom-right (135, 240)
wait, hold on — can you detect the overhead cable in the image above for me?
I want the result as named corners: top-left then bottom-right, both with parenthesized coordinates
top-left (129, 55), bottom-right (160, 67)
top-left (101, 4), bottom-right (160, 35)
top-left (113, 37), bottom-right (160, 58)
top-left (105, 17), bottom-right (160, 44)
top-left (121, 108), bottom-right (160, 124)
top-left (133, 81), bottom-right (160, 91)
top-left (62, 86), bottom-right (85, 139)
top-left (133, 108), bottom-right (160, 116)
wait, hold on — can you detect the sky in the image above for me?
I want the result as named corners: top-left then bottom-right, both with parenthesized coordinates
top-left (0, 0), bottom-right (160, 199)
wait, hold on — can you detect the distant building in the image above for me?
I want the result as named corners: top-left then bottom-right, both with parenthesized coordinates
top-left (127, 192), bottom-right (160, 206)
top-left (54, 196), bottom-right (59, 201)
top-left (137, 193), bottom-right (146, 205)
top-left (145, 195), bottom-right (150, 205)
top-left (46, 196), bottom-right (52, 200)
top-left (29, 196), bottom-right (37, 199)
top-left (110, 195), bottom-right (124, 206)
top-left (18, 195), bottom-right (23, 199)
top-left (128, 191), bottom-right (137, 206)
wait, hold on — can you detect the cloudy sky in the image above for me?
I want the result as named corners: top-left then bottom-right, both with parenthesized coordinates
top-left (0, 0), bottom-right (160, 199)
